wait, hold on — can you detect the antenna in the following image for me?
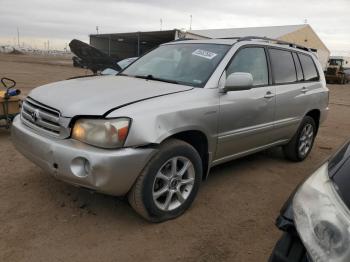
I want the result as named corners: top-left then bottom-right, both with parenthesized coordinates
top-left (190, 14), bottom-right (192, 30)
top-left (160, 19), bottom-right (163, 31)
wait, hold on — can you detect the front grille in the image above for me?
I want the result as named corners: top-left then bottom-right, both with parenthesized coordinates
top-left (21, 97), bottom-right (66, 137)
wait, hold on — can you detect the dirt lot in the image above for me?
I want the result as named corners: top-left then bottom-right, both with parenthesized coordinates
top-left (0, 53), bottom-right (349, 262)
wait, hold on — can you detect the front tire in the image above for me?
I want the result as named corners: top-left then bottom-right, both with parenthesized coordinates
top-left (283, 116), bottom-right (317, 162)
top-left (128, 139), bottom-right (202, 222)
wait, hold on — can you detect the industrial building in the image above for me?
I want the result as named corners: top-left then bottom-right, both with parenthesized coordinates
top-left (89, 29), bottom-right (206, 60)
top-left (90, 24), bottom-right (330, 68)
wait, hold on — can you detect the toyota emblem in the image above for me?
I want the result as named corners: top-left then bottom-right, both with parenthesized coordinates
top-left (31, 109), bottom-right (40, 122)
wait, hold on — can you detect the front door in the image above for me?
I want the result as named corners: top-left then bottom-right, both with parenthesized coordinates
top-left (215, 46), bottom-right (276, 162)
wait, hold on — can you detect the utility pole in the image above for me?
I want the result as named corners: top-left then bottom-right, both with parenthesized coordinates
top-left (47, 40), bottom-right (50, 51)
top-left (160, 19), bottom-right (163, 31)
top-left (17, 27), bottom-right (20, 48)
top-left (96, 26), bottom-right (99, 34)
top-left (190, 15), bottom-right (192, 30)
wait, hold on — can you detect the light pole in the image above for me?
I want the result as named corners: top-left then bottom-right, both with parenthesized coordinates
top-left (17, 27), bottom-right (20, 48)
top-left (190, 15), bottom-right (192, 30)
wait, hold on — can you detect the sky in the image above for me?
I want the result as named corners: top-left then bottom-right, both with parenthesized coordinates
top-left (0, 0), bottom-right (349, 55)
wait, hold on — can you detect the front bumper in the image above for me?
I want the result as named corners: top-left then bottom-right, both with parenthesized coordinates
top-left (11, 116), bottom-right (156, 196)
top-left (269, 184), bottom-right (310, 262)
top-left (325, 75), bottom-right (341, 81)
top-left (269, 232), bottom-right (310, 262)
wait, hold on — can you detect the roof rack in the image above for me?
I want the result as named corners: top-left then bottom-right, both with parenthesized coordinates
top-left (171, 38), bottom-right (197, 42)
top-left (219, 36), bottom-right (317, 53)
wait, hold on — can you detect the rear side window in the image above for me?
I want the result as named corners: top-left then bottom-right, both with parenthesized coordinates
top-left (298, 54), bottom-right (319, 81)
top-left (226, 47), bottom-right (269, 86)
top-left (292, 53), bottom-right (304, 81)
top-left (269, 49), bottom-right (297, 84)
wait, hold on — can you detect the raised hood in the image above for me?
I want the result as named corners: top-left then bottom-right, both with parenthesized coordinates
top-left (69, 39), bottom-right (121, 72)
top-left (29, 76), bottom-right (193, 117)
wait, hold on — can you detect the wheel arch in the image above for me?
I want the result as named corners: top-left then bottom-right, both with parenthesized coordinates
top-left (163, 130), bottom-right (210, 181)
top-left (305, 109), bottom-right (321, 133)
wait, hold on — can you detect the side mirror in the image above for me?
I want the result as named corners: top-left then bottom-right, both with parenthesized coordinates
top-left (222, 72), bottom-right (253, 92)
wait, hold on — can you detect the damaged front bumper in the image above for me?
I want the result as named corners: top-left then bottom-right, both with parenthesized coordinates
top-left (269, 188), bottom-right (310, 262)
top-left (11, 116), bottom-right (156, 196)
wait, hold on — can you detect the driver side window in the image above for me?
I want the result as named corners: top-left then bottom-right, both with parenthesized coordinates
top-left (226, 47), bottom-right (269, 86)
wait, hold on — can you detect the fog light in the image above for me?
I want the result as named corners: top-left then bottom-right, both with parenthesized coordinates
top-left (71, 157), bottom-right (90, 177)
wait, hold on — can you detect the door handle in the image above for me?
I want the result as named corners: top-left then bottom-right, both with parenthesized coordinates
top-left (264, 91), bottom-right (275, 99)
top-left (301, 87), bottom-right (309, 93)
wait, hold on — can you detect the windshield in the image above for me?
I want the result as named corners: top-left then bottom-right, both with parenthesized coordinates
top-left (121, 43), bottom-right (231, 87)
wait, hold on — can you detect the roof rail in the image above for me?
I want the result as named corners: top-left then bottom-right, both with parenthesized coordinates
top-left (219, 36), bottom-right (317, 53)
top-left (170, 38), bottom-right (197, 42)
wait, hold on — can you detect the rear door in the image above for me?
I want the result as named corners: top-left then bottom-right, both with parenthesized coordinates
top-left (269, 49), bottom-right (316, 141)
top-left (298, 52), bottom-right (322, 94)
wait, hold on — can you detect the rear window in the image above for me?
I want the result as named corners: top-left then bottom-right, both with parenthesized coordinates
top-left (269, 49), bottom-right (297, 84)
top-left (293, 53), bottom-right (304, 81)
top-left (298, 54), bottom-right (319, 81)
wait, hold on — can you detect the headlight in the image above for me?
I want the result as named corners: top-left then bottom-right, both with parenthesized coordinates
top-left (72, 118), bottom-right (131, 148)
top-left (293, 162), bottom-right (350, 262)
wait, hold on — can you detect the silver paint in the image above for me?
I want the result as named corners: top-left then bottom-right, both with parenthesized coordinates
top-left (11, 39), bottom-right (329, 196)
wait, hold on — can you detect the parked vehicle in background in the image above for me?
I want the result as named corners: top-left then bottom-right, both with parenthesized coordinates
top-left (70, 39), bottom-right (137, 76)
top-left (72, 56), bottom-right (85, 68)
top-left (69, 39), bottom-right (122, 74)
top-left (325, 56), bottom-right (350, 84)
top-left (101, 57), bottom-right (138, 75)
top-left (12, 37), bottom-right (329, 222)
top-left (344, 68), bottom-right (350, 82)
top-left (269, 140), bottom-right (350, 262)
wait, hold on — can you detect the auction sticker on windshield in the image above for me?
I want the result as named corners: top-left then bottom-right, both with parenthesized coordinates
top-left (192, 49), bottom-right (217, 60)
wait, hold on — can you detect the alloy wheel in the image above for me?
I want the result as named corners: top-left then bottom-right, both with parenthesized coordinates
top-left (152, 156), bottom-right (195, 211)
top-left (298, 123), bottom-right (314, 158)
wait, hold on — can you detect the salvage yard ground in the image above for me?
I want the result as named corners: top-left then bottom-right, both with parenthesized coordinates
top-left (0, 53), bottom-right (349, 262)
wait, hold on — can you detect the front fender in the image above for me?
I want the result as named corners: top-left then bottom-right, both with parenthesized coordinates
top-left (107, 88), bottom-right (220, 154)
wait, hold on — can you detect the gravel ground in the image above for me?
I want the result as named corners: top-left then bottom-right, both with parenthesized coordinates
top-left (0, 53), bottom-right (349, 262)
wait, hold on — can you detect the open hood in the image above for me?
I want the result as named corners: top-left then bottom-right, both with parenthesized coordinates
top-left (69, 39), bottom-right (121, 73)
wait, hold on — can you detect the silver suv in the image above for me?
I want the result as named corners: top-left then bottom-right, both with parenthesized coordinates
top-left (12, 37), bottom-right (329, 222)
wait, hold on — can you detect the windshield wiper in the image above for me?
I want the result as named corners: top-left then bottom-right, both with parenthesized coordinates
top-left (118, 73), bottom-right (129, 76)
top-left (134, 74), bottom-right (179, 84)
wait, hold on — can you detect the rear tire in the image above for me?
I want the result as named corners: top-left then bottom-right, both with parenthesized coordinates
top-left (128, 139), bottom-right (202, 222)
top-left (283, 116), bottom-right (317, 162)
